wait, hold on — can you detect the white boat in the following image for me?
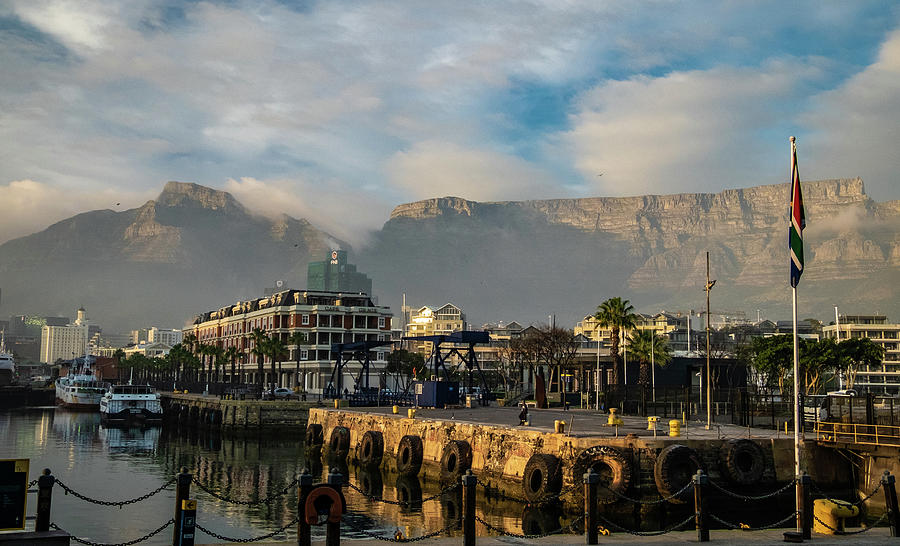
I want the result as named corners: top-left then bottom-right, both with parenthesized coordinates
top-left (55, 356), bottom-right (109, 409)
top-left (0, 333), bottom-right (14, 386)
top-left (99, 384), bottom-right (163, 424)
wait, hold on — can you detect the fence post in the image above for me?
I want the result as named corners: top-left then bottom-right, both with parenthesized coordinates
top-left (462, 470), bottom-right (476, 546)
top-left (297, 469), bottom-right (313, 546)
top-left (798, 471), bottom-right (811, 539)
top-left (172, 467), bottom-right (192, 546)
top-left (35, 468), bottom-right (55, 532)
top-left (693, 470), bottom-right (709, 542)
top-left (584, 468), bottom-right (599, 544)
top-left (326, 469), bottom-right (342, 546)
top-left (883, 470), bottom-right (900, 537)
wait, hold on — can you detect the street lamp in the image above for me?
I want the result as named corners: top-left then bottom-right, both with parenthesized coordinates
top-left (704, 251), bottom-right (716, 430)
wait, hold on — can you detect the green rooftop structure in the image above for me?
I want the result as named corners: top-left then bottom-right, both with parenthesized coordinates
top-left (307, 249), bottom-right (373, 295)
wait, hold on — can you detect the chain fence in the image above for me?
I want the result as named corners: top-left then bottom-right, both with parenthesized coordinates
top-left (601, 481), bottom-right (694, 505)
top-left (808, 479), bottom-right (883, 507)
top-left (343, 518), bottom-right (457, 542)
top-left (812, 512), bottom-right (889, 535)
top-left (50, 519), bottom-right (173, 546)
top-left (345, 481), bottom-right (459, 505)
top-left (191, 475), bottom-right (299, 505)
top-left (54, 477), bottom-right (176, 507)
top-left (707, 478), bottom-right (796, 501)
top-left (595, 512), bottom-right (695, 536)
top-left (195, 515), bottom-right (300, 543)
top-left (710, 511), bottom-right (799, 531)
top-left (475, 477), bottom-right (579, 506)
top-left (474, 513), bottom-right (585, 539)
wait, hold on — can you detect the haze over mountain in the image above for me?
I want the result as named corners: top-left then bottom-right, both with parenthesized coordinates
top-left (0, 179), bottom-right (897, 332)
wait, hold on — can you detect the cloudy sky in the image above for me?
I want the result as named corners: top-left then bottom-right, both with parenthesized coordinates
top-left (2, 1), bottom-right (899, 246)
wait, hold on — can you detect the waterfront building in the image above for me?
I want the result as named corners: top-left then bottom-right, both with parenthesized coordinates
top-left (123, 341), bottom-right (171, 359)
top-left (148, 327), bottom-right (183, 346)
top-left (403, 303), bottom-right (466, 355)
top-left (574, 311), bottom-right (678, 346)
top-left (823, 315), bottom-right (900, 395)
top-left (39, 307), bottom-right (95, 363)
top-left (186, 290), bottom-right (392, 393)
top-left (307, 249), bottom-right (373, 296)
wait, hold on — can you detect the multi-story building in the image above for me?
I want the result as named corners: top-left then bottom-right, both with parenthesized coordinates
top-left (40, 308), bottom-right (92, 363)
top-left (574, 312), bottom-right (678, 346)
top-left (307, 250), bottom-right (373, 296)
top-left (123, 342), bottom-right (172, 359)
top-left (186, 290), bottom-right (392, 393)
top-left (149, 327), bottom-right (183, 347)
top-left (823, 315), bottom-right (900, 394)
top-left (403, 303), bottom-right (466, 354)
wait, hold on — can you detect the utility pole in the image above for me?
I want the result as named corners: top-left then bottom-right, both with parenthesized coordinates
top-left (704, 252), bottom-right (716, 430)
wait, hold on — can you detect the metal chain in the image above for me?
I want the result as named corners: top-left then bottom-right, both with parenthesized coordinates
top-left (808, 479), bottom-right (883, 507)
top-left (28, 479), bottom-right (38, 488)
top-left (345, 481), bottom-right (459, 506)
top-left (475, 478), bottom-right (579, 506)
top-left (474, 513), bottom-right (585, 539)
top-left (50, 519), bottom-right (174, 546)
top-left (195, 515), bottom-right (300, 543)
top-left (54, 477), bottom-right (176, 507)
top-left (191, 475), bottom-right (299, 505)
top-left (707, 479), bottom-right (796, 501)
top-left (710, 511), bottom-right (799, 531)
top-left (343, 518), bottom-right (457, 542)
top-left (601, 481), bottom-right (694, 505)
top-left (595, 512), bottom-right (695, 536)
top-left (812, 512), bottom-right (889, 535)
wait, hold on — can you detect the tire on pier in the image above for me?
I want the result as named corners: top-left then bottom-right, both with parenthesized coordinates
top-left (571, 445), bottom-right (632, 504)
top-left (357, 430), bottom-right (384, 467)
top-left (654, 444), bottom-right (704, 504)
top-left (439, 440), bottom-right (472, 482)
top-left (720, 439), bottom-right (766, 485)
top-left (396, 435), bottom-right (424, 477)
top-left (328, 426), bottom-right (351, 457)
top-left (305, 423), bottom-right (324, 447)
top-left (521, 454), bottom-right (562, 502)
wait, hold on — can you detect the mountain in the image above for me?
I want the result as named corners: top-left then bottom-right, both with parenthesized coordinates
top-left (0, 182), bottom-right (342, 329)
top-left (357, 178), bottom-right (900, 325)
top-left (0, 178), bottom-right (897, 332)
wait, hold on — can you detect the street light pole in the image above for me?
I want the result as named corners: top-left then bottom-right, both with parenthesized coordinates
top-left (596, 323), bottom-right (601, 411)
top-left (651, 330), bottom-right (656, 402)
top-left (705, 251), bottom-right (716, 430)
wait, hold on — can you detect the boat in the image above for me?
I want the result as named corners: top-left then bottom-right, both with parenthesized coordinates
top-left (0, 333), bottom-right (15, 386)
top-left (55, 356), bottom-right (109, 409)
top-left (100, 384), bottom-right (163, 424)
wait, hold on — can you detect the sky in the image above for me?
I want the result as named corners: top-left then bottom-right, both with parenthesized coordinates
top-left (1, 1), bottom-right (899, 247)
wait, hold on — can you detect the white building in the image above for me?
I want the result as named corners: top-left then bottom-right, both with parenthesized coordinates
top-left (149, 327), bottom-right (182, 347)
top-left (40, 307), bottom-right (90, 363)
top-left (823, 314), bottom-right (900, 395)
top-left (123, 341), bottom-right (172, 359)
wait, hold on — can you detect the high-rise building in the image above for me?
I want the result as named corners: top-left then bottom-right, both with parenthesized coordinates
top-left (823, 315), bottom-right (900, 394)
top-left (307, 250), bottom-right (373, 296)
top-left (40, 307), bottom-right (92, 363)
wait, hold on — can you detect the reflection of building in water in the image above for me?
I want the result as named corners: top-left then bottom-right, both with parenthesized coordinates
top-left (51, 409), bottom-right (101, 445)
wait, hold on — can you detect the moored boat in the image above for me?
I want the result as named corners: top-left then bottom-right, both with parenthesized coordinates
top-left (55, 356), bottom-right (109, 409)
top-left (0, 336), bottom-right (14, 386)
top-left (100, 384), bottom-right (163, 424)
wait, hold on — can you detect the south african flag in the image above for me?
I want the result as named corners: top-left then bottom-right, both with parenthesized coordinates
top-left (789, 138), bottom-right (805, 288)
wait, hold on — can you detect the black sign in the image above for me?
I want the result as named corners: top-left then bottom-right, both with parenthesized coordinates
top-left (178, 499), bottom-right (196, 546)
top-left (0, 459), bottom-right (29, 531)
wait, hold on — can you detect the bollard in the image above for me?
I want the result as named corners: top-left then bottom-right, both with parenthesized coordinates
top-left (172, 467), bottom-right (192, 546)
top-left (883, 470), bottom-right (900, 537)
top-left (177, 499), bottom-right (197, 546)
top-left (326, 469), bottom-right (342, 546)
top-left (462, 470), bottom-right (476, 546)
top-left (583, 468), bottom-right (599, 545)
top-left (798, 472), bottom-right (812, 539)
top-left (693, 470), bottom-right (709, 542)
top-left (297, 469), bottom-right (313, 546)
top-left (35, 468), bottom-right (55, 532)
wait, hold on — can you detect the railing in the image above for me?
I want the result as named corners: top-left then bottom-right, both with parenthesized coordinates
top-left (816, 421), bottom-right (900, 448)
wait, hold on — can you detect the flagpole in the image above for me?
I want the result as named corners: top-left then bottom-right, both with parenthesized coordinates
top-left (790, 135), bottom-right (802, 533)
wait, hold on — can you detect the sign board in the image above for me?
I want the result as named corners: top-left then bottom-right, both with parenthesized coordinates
top-left (0, 459), bottom-right (29, 531)
top-left (178, 499), bottom-right (197, 546)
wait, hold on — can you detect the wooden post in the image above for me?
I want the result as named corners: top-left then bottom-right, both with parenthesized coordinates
top-left (297, 470), bottom-right (313, 546)
top-left (326, 470), bottom-right (342, 546)
top-left (883, 470), bottom-right (900, 537)
top-left (584, 468), bottom-right (599, 545)
top-left (172, 467), bottom-right (192, 546)
top-left (462, 470), bottom-right (476, 546)
top-left (35, 468), bottom-right (55, 532)
top-left (693, 470), bottom-right (709, 542)
top-left (798, 471), bottom-right (811, 539)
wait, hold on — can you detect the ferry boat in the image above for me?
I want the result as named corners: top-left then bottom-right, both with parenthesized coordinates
top-left (0, 333), bottom-right (15, 386)
top-left (100, 384), bottom-right (163, 424)
top-left (55, 356), bottom-right (109, 409)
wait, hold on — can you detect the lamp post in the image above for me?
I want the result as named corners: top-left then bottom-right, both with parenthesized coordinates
top-left (704, 251), bottom-right (716, 430)
top-left (651, 331), bottom-right (656, 402)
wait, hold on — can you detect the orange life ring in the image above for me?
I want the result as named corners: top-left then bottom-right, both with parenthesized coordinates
top-left (304, 486), bottom-right (346, 525)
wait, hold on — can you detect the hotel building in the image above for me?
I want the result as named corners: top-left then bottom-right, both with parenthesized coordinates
top-left (823, 315), bottom-right (900, 395)
top-left (186, 290), bottom-right (392, 393)
top-left (39, 307), bottom-right (93, 363)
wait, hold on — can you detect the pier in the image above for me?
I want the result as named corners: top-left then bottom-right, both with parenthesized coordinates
top-left (159, 392), bottom-right (317, 428)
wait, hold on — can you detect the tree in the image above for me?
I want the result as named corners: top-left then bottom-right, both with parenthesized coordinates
top-left (385, 350), bottom-right (425, 394)
top-left (266, 334), bottom-right (287, 394)
top-left (626, 329), bottom-right (672, 390)
top-left (224, 346), bottom-right (240, 384)
top-left (249, 328), bottom-right (268, 394)
top-left (528, 326), bottom-right (580, 393)
top-left (839, 337), bottom-right (885, 390)
top-left (287, 331), bottom-right (309, 390)
top-left (594, 297), bottom-right (638, 388)
top-left (113, 348), bottom-right (126, 382)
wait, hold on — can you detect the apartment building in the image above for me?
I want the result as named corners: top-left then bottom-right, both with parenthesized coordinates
top-left (823, 315), bottom-right (900, 394)
top-left (403, 303), bottom-right (466, 354)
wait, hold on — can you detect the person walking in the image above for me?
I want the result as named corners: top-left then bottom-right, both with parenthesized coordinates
top-left (518, 400), bottom-right (528, 426)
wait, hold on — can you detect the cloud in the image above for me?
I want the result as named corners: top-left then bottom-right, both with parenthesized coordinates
top-left (802, 29), bottom-right (900, 201)
top-left (385, 140), bottom-right (563, 202)
top-left (0, 180), bottom-right (151, 244)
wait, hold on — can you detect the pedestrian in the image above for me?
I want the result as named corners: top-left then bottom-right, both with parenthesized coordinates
top-left (518, 400), bottom-right (528, 426)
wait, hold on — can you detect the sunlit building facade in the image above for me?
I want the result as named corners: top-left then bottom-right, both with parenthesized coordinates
top-left (823, 315), bottom-right (900, 395)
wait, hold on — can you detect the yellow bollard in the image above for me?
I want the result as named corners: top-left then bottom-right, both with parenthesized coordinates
top-left (554, 420), bottom-right (566, 433)
top-left (607, 408), bottom-right (623, 426)
top-left (647, 416), bottom-right (660, 431)
top-left (813, 498), bottom-right (859, 534)
top-left (392, 405), bottom-right (399, 414)
top-left (333, 399), bottom-right (339, 409)
top-left (669, 419), bottom-right (681, 437)
top-left (407, 408), bottom-right (416, 419)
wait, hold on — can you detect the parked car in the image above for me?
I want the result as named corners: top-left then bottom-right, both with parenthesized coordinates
top-left (272, 387), bottom-right (294, 399)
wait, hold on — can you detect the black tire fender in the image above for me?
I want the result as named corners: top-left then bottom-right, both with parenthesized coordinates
top-left (521, 454), bottom-right (562, 502)
top-left (329, 426), bottom-right (350, 455)
top-left (396, 435), bottom-right (424, 476)
top-left (720, 439), bottom-right (766, 485)
top-left (357, 430), bottom-right (384, 467)
top-left (654, 444), bottom-right (704, 504)
top-left (305, 423), bottom-right (324, 446)
top-left (440, 440), bottom-right (472, 481)
top-left (572, 446), bottom-right (632, 504)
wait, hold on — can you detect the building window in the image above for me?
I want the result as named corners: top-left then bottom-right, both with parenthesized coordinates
top-left (378, 317), bottom-right (386, 328)
top-left (377, 351), bottom-right (385, 361)
top-left (300, 349), bottom-right (308, 360)
top-left (302, 314), bottom-right (310, 325)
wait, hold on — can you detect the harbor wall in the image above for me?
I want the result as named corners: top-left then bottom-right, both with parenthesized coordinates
top-left (160, 393), bottom-right (314, 428)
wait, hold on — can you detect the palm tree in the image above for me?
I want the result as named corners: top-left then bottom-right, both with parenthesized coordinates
top-left (212, 345), bottom-right (226, 383)
top-left (249, 328), bottom-right (269, 395)
top-left (287, 331), bottom-right (309, 391)
top-left (267, 334), bottom-right (288, 395)
top-left (627, 329), bottom-right (673, 391)
top-left (113, 348), bottom-right (126, 382)
top-left (224, 346), bottom-right (240, 384)
top-left (594, 297), bottom-right (638, 388)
